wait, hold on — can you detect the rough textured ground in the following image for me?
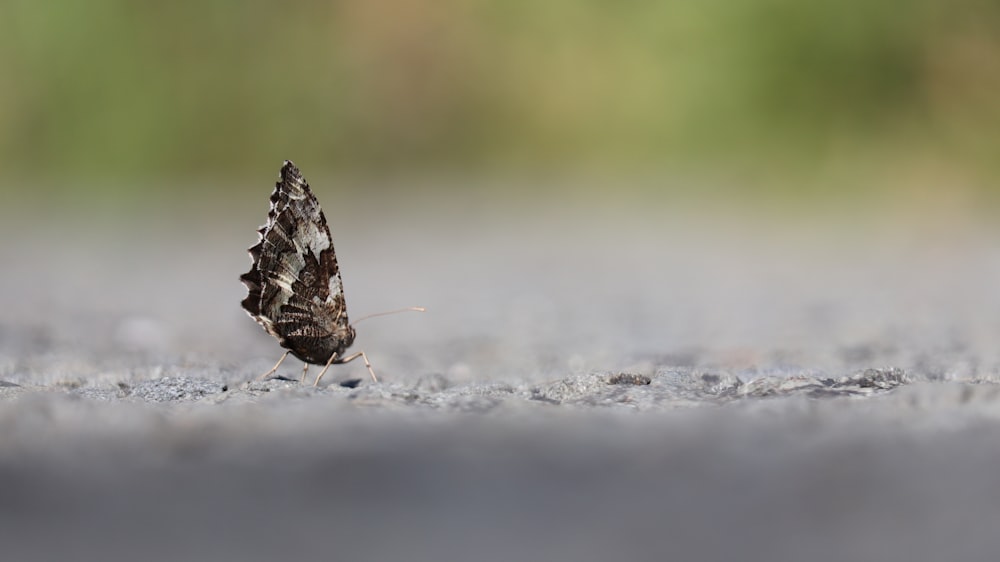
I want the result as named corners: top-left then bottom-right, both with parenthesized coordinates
top-left (3, 195), bottom-right (1000, 561)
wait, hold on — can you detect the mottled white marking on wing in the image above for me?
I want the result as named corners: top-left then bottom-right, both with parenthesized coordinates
top-left (327, 273), bottom-right (343, 299)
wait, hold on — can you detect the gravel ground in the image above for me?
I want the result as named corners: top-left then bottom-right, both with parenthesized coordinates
top-left (3, 195), bottom-right (1000, 561)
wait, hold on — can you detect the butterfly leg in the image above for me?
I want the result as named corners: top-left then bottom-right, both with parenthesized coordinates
top-left (312, 352), bottom-right (340, 387)
top-left (257, 350), bottom-right (290, 381)
top-left (299, 363), bottom-right (310, 383)
top-left (338, 351), bottom-right (378, 383)
top-left (312, 351), bottom-right (378, 387)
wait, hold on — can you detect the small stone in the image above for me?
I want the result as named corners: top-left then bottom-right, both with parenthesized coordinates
top-left (607, 373), bottom-right (652, 385)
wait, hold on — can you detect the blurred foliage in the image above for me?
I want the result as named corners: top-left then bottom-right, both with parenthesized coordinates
top-left (1, 0), bottom-right (999, 198)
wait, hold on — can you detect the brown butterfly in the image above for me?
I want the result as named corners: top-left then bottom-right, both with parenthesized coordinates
top-left (240, 161), bottom-right (393, 386)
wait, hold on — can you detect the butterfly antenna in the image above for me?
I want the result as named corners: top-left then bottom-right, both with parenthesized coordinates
top-left (353, 307), bottom-right (426, 325)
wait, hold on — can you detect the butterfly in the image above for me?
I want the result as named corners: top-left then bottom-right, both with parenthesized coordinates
top-left (240, 160), bottom-right (375, 386)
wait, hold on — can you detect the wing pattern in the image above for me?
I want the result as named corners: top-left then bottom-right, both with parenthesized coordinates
top-left (240, 161), bottom-right (356, 365)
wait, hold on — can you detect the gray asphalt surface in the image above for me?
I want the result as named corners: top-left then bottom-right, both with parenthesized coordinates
top-left (3, 194), bottom-right (1000, 561)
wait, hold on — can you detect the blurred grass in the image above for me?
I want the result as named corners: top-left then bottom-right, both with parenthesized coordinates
top-left (1, 0), bottom-right (999, 202)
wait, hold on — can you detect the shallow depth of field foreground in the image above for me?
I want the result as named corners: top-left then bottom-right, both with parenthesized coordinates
top-left (3, 197), bottom-right (1000, 562)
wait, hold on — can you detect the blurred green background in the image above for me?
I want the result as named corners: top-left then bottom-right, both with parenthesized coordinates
top-left (1, 0), bottom-right (998, 205)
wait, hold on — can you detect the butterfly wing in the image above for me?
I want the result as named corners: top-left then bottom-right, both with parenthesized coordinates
top-left (240, 161), bottom-right (355, 364)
